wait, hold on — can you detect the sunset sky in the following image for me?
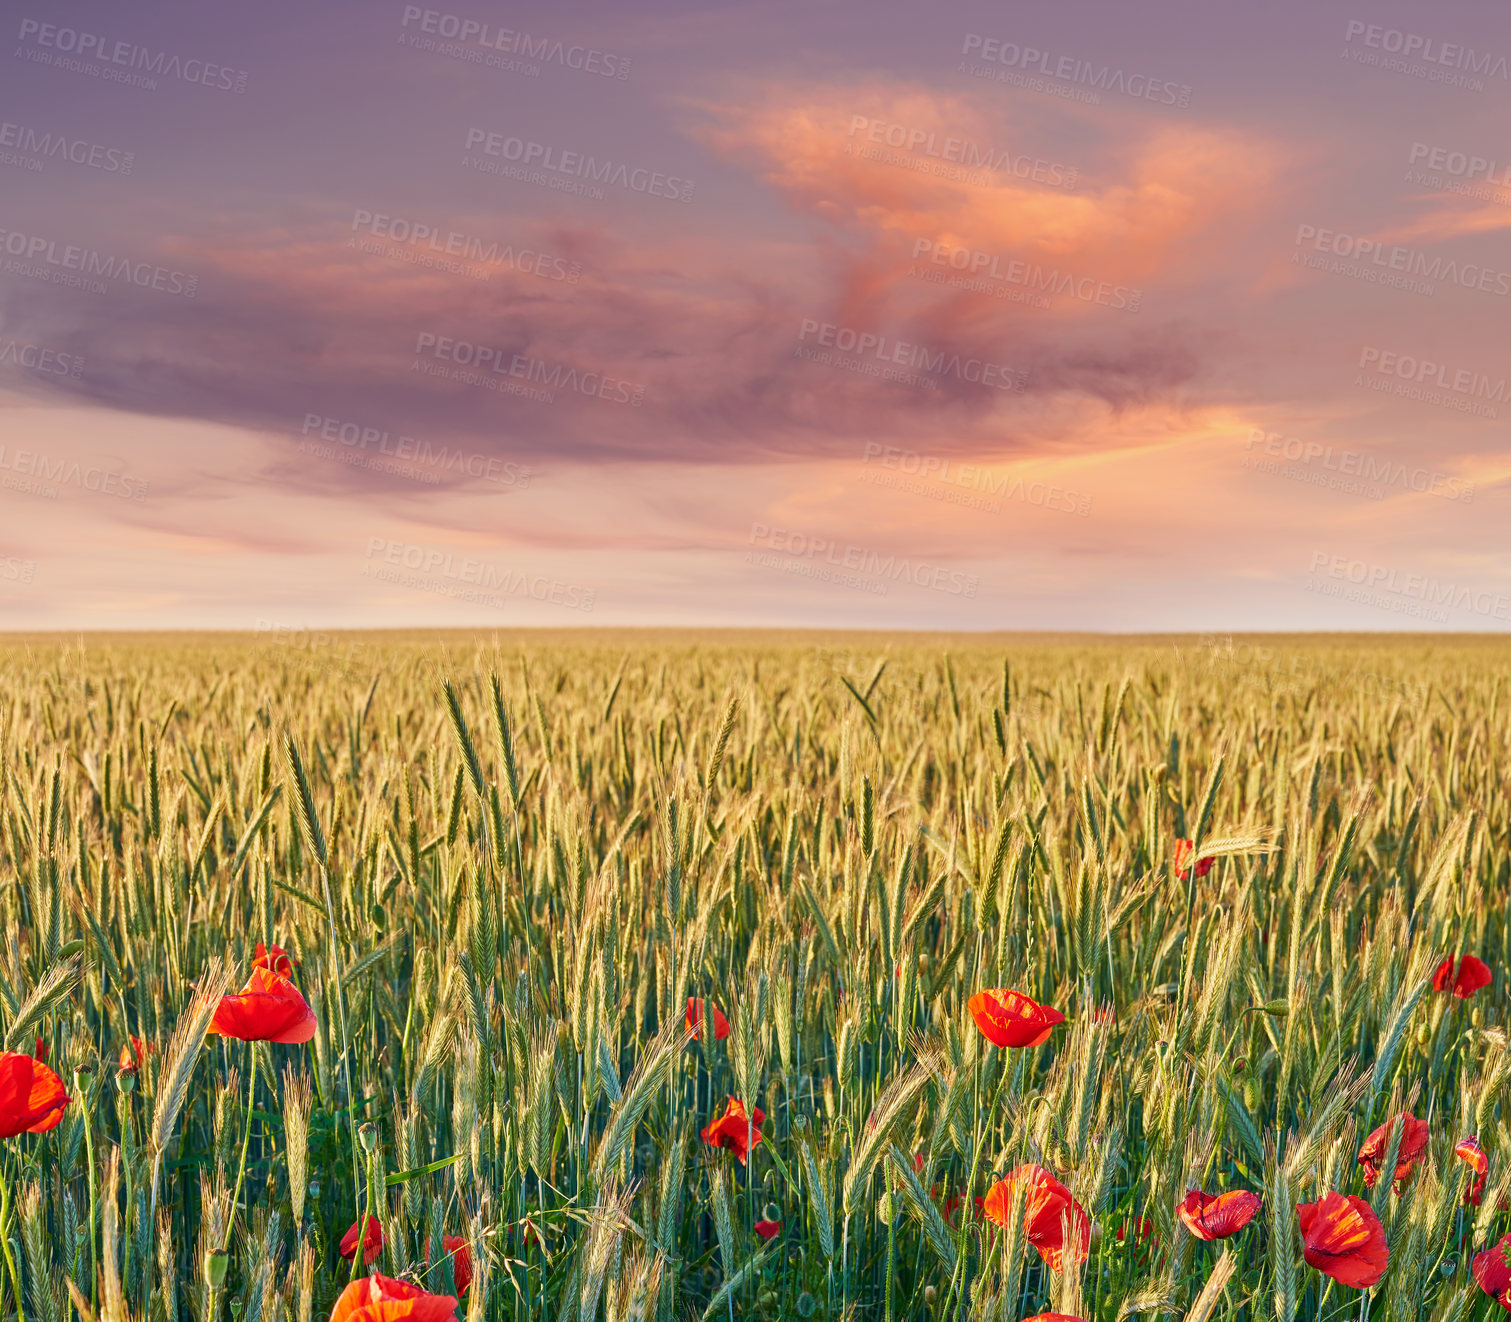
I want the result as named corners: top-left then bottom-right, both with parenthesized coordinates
top-left (2, 0), bottom-right (1508, 631)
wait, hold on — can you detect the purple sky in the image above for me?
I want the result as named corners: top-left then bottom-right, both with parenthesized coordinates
top-left (2, 0), bottom-right (1508, 631)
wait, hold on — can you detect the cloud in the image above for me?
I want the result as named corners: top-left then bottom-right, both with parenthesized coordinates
top-left (1, 78), bottom-right (1290, 498)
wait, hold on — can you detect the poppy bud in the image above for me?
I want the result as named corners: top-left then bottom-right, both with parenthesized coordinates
top-left (204, 1248), bottom-right (229, 1291)
top-left (1472, 1006), bottom-right (1483, 1028)
top-left (359, 1122), bottom-right (379, 1153)
top-left (876, 1191), bottom-right (896, 1222)
top-left (924, 1285), bottom-right (938, 1307)
top-left (797, 1293), bottom-right (818, 1318)
top-left (369, 903), bottom-right (386, 930)
top-left (1416, 1023), bottom-right (1431, 1046)
top-left (307, 1177), bottom-right (321, 1199)
top-left (58, 940), bottom-right (85, 959)
top-left (1243, 1079), bottom-right (1261, 1111)
top-left (1088, 1223), bottom-right (1103, 1253)
top-left (764, 1202), bottom-right (780, 1222)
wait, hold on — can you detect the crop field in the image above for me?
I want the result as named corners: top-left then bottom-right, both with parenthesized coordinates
top-left (1, 631), bottom-right (1509, 1322)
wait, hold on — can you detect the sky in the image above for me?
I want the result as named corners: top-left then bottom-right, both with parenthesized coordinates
top-left (1, 0), bottom-right (1509, 632)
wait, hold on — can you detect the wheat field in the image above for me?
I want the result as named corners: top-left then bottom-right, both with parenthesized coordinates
top-left (0, 630), bottom-right (1508, 1322)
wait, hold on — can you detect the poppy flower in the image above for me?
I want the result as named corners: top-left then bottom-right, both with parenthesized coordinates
top-left (1114, 1216), bottom-right (1162, 1266)
top-left (1434, 955), bottom-right (1492, 999)
top-left (968, 990), bottom-right (1066, 1049)
top-left (1173, 839), bottom-right (1213, 880)
top-left (685, 998), bottom-right (730, 1042)
top-left (32, 1037), bottom-right (46, 1062)
top-left (1457, 1136), bottom-right (1489, 1206)
top-left (981, 1164), bottom-right (1089, 1272)
top-left (253, 942), bottom-right (297, 978)
top-left (1358, 1112), bottom-right (1430, 1188)
top-left (700, 1098), bottom-right (765, 1165)
top-left (339, 1215), bottom-right (384, 1265)
top-left (423, 1236), bottom-right (472, 1295)
top-left (754, 1219), bottom-right (781, 1240)
top-left (1178, 1188), bottom-right (1261, 1240)
top-left (209, 967), bottom-right (317, 1044)
top-left (1473, 1233), bottom-right (1511, 1310)
top-left (1296, 1192), bottom-right (1388, 1288)
top-left (1018, 1316), bottom-right (1086, 1322)
top-left (0, 1051), bottom-right (70, 1137)
top-left (329, 1273), bottom-right (458, 1322)
top-left (119, 1036), bottom-right (155, 1073)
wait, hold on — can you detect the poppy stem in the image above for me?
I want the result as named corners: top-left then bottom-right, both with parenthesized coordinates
top-left (223, 1043), bottom-right (257, 1254)
top-left (76, 1071), bottom-right (99, 1309)
top-left (0, 1165), bottom-right (25, 1322)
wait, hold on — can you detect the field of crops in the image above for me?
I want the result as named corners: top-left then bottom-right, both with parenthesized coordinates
top-left (1, 630), bottom-right (1509, 1322)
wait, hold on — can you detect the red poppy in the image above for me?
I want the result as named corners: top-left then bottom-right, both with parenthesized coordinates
top-left (1178, 1188), bottom-right (1261, 1240)
top-left (1473, 1233), bottom-right (1511, 1310)
top-left (339, 1215), bottom-right (384, 1265)
top-left (754, 1219), bottom-right (781, 1240)
top-left (423, 1235), bottom-right (473, 1295)
top-left (1296, 1192), bottom-right (1388, 1288)
top-left (981, 1164), bottom-right (1089, 1272)
top-left (1173, 839), bottom-right (1213, 880)
top-left (700, 1098), bottom-right (765, 1165)
top-left (1434, 955), bottom-right (1492, 999)
top-left (1018, 1316), bottom-right (1085, 1322)
top-left (0, 1052), bottom-right (70, 1137)
top-left (1115, 1217), bottom-right (1156, 1244)
top-left (1457, 1136), bottom-right (1489, 1206)
top-left (685, 998), bottom-right (730, 1042)
top-left (119, 1036), bottom-right (155, 1073)
top-left (1358, 1112), bottom-right (1430, 1188)
top-left (210, 967), bottom-right (317, 1044)
top-left (32, 1037), bottom-right (46, 1062)
top-left (968, 990), bottom-right (1065, 1049)
top-left (329, 1273), bottom-right (458, 1322)
top-left (253, 942), bottom-right (298, 978)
